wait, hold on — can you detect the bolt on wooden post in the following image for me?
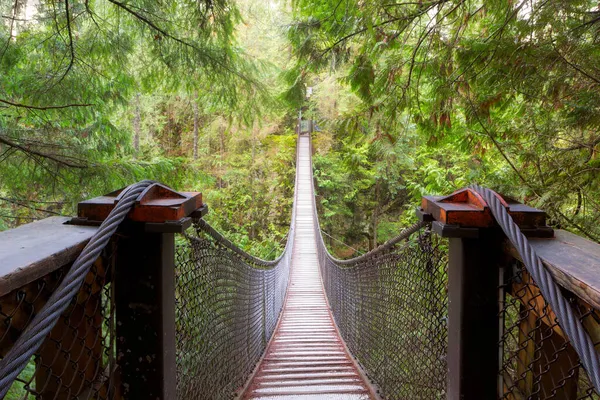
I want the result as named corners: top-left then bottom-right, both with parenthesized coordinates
top-left (76, 183), bottom-right (205, 399)
top-left (419, 188), bottom-right (552, 400)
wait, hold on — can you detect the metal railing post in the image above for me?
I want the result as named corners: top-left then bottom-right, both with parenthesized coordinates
top-left (419, 188), bottom-right (552, 400)
top-left (75, 183), bottom-right (205, 399)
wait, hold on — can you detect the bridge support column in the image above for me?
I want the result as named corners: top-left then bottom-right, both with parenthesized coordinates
top-left (419, 188), bottom-right (551, 400)
top-left (75, 183), bottom-right (206, 400)
top-left (114, 224), bottom-right (177, 400)
top-left (446, 230), bottom-right (503, 400)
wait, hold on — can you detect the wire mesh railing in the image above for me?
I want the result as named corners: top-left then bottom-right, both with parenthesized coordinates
top-left (173, 135), bottom-right (300, 399)
top-left (174, 219), bottom-right (293, 399)
top-left (315, 221), bottom-right (449, 399)
top-left (499, 263), bottom-right (600, 399)
top-left (0, 245), bottom-right (120, 399)
top-left (471, 185), bottom-right (600, 399)
top-left (307, 137), bottom-right (449, 397)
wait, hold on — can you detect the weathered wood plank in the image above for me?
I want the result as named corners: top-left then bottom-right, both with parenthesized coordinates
top-left (505, 230), bottom-right (600, 310)
top-left (0, 217), bottom-right (97, 296)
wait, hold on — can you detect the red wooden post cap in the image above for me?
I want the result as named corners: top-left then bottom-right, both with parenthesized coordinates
top-left (77, 183), bottom-right (203, 223)
top-left (420, 188), bottom-right (549, 231)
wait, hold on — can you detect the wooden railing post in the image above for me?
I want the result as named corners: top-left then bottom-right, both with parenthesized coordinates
top-left (113, 224), bottom-right (176, 399)
top-left (445, 230), bottom-right (503, 399)
top-left (419, 188), bottom-right (551, 400)
top-left (76, 183), bottom-right (206, 399)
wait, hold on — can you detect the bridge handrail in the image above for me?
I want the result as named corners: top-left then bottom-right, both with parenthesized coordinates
top-left (189, 220), bottom-right (285, 268)
top-left (0, 180), bottom-right (156, 397)
top-left (307, 131), bottom-right (600, 398)
top-left (317, 220), bottom-right (426, 265)
top-left (0, 216), bottom-right (98, 297)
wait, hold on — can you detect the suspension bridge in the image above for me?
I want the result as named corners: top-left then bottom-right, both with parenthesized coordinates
top-left (1, 132), bottom-right (600, 399)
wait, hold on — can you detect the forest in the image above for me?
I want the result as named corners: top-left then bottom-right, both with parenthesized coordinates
top-left (1, 0), bottom-right (599, 257)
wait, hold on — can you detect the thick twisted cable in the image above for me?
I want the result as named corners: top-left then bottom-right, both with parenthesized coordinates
top-left (0, 180), bottom-right (155, 397)
top-left (471, 185), bottom-right (600, 392)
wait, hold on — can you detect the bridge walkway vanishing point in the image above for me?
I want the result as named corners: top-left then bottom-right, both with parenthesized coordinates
top-left (241, 135), bottom-right (375, 399)
top-left (4, 131), bottom-right (600, 399)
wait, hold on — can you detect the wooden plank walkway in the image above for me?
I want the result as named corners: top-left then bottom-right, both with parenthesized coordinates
top-left (242, 135), bottom-right (374, 399)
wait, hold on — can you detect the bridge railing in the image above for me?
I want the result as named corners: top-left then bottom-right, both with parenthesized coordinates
top-left (498, 231), bottom-right (600, 399)
top-left (0, 178), bottom-right (297, 399)
top-left (175, 218), bottom-right (294, 398)
top-left (0, 217), bottom-right (117, 399)
top-left (0, 182), bottom-right (205, 399)
top-left (309, 136), bottom-right (450, 398)
top-left (309, 136), bottom-right (600, 399)
top-left (314, 220), bottom-right (450, 399)
top-left (420, 189), bottom-right (600, 399)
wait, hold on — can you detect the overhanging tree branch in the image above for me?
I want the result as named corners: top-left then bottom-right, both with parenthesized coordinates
top-left (0, 98), bottom-right (93, 110)
top-left (0, 197), bottom-right (64, 216)
top-left (57, 0), bottom-right (76, 84)
top-left (0, 136), bottom-right (88, 169)
top-left (106, 0), bottom-right (256, 84)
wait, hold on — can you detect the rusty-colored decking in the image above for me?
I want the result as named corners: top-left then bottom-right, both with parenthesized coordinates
top-left (242, 135), bottom-right (375, 399)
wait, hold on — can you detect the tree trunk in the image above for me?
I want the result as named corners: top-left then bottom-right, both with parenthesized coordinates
top-left (250, 124), bottom-right (257, 240)
top-left (368, 181), bottom-right (381, 251)
top-left (192, 91), bottom-right (199, 160)
top-left (218, 122), bottom-right (226, 189)
top-left (133, 93), bottom-right (141, 154)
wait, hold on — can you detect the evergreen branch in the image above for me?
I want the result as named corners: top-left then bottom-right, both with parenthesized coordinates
top-left (320, 0), bottom-right (450, 57)
top-left (0, 214), bottom-right (37, 220)
top-left (554, 208), bottom-right (600, 243)
top-left (57, 0), bottom-right (76, 84)
top-left (461, 93), bottom-right (533, 190)
top-left (106, 0), bottom-right (256, 84)
top-left (551, 40), bottom-right (600, 85)
top-left (556, 136), bottom-right (600, 152)
top-left (1, 15), bottom-right (28, 22)
top-left (0, 136), bottom-right (88, 169)
top-left (574, 13), bottom-right (600, 30)
top-left (0, 99), bottom-right (94, 110)
top-left (321, 17), bottom-right (402, 56)
top-left (0, 197), bottom-right (64, 216)
top-left (0, 0), bottom-right (19, 60)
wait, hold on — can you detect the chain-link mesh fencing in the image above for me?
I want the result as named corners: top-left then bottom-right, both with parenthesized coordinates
top-left (500, 262), bottom-right (600, 399)
top-left (173, 135), bottom-right (299, 400)
top-left (0, 246), bottom-right (119, 399)
top-left (174, 220), bottom-right (293, 399)
top-left (314, 219), bottom-right (448, 399)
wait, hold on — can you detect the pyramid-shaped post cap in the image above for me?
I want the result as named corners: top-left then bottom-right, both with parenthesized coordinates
top-left (77, 183), bottom-right (203, 223)
top-left (420, 188), bottom-right (550, 233)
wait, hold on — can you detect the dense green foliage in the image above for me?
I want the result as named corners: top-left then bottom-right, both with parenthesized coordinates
top-left (0, 0), bottom-right (294, 256)
top-left (1, 0), bottom-right (599, 258)
top-left (286, 0), bottom-right (600, 251)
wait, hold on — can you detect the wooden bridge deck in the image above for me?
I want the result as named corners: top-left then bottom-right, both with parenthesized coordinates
top-left (242, 135), bottom-right (374, 399)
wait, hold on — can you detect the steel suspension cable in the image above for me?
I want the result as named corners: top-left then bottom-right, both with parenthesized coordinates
top-left (471, 184), bottom-right (600, 392)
